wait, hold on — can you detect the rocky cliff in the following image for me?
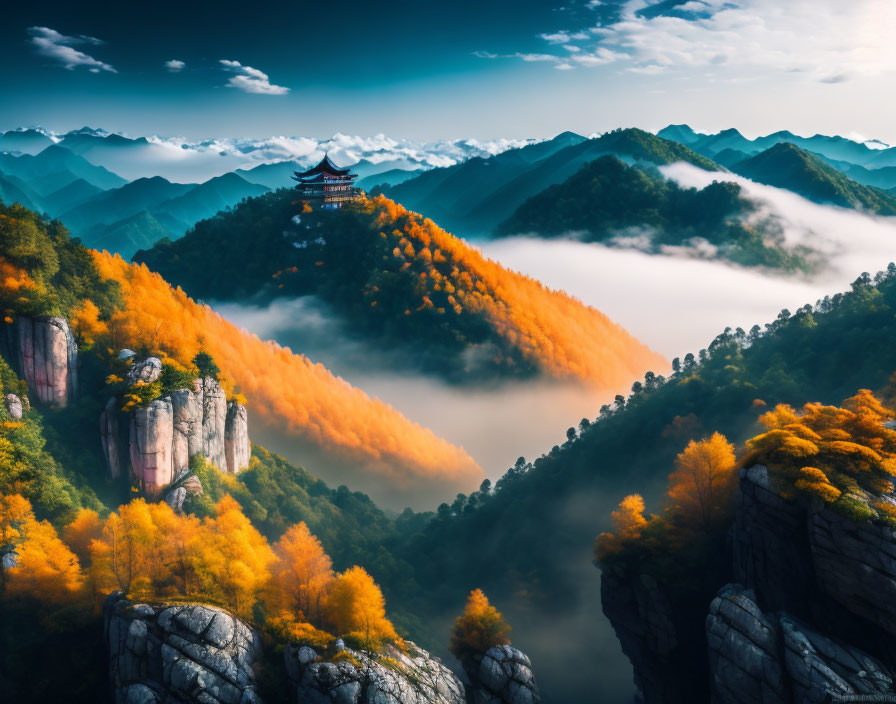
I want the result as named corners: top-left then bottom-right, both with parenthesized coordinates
top-left (104, 592), bottom-right (262, 704)
top-left (285, 641), bottom-right (465, 704)
top-left (101, 359), bottom-right (250, 503)
top-left (602, 465), bottom-right (896, 703)
top-left (2, 315), bottom-right (78, 407)
top-left (459, 645), bottom-right (542, 704)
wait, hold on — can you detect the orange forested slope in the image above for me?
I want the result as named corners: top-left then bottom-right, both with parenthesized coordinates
top-left (91, 251), bottom-right (483, 495)
top-left (360, 195), bottom-right (667, 385)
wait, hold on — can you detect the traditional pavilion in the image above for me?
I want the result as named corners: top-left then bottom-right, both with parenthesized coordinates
top-left (292, 154), bottom-right (360, 209)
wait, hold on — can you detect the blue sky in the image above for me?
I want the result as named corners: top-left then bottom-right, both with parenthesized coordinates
top-left (2, 0), bottom-right (895, 141)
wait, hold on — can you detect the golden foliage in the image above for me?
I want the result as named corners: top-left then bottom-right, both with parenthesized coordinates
top-left (594, 494), bottom-right (648, 559)
top-left (89, 251), bottom-right (482, 490)
top-left (269, 522), bottom-right (334, 624)
top-left (745, 390), bottom-right (896, 506)
top-left (357, 194), bottom-right (667, 388)
top-left (324, 566), bottom-right (398, 650)
top-left (666, 432), bottom-right (737, 528)
top-left (1, 494), bottom-right (83, 600)
top-left (62, 508), bottom-right (103, 564)
top-left (449, 588), bottom-right (511, 659)
top-left (69, 299), bottom-right (108, 350)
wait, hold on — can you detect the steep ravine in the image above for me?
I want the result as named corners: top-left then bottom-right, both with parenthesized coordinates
top-left (602, 465), bottom-right (896, 703)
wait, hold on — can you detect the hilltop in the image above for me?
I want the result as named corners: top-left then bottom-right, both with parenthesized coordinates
top-left (136, 191), bottom-right (666, 387)
top-left (497, 155), bottom-right (814, 272)
top-left (378, 128), bottom-right (718, 235)
top-left (730, 142), bottom-right (896, 213)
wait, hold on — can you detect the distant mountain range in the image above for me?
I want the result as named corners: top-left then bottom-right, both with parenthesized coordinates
top-left (658, 124), bottom-right (896, 189)
top-left (377, 128), bottom-right (718, 235)
top-left (0, 126), bottom-right (538, 182)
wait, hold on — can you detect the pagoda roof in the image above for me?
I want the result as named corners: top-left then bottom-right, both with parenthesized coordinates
top-left (294, 154), bottom-right (354, 178)
top-left (292, 171), bottom-right (357, 184)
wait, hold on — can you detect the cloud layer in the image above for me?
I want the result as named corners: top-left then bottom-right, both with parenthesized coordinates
top-left (28, 26), bottom-right (116, 73)
top-left (478, 0), bottom-right (896, 83)
top-left (219, 59), bottom-right (289, 95)
top-left (164, 59), bottom-right (185, 73)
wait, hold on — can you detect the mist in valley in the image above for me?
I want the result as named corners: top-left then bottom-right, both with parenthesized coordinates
top-left (210, 173), bottom-right (896, 702)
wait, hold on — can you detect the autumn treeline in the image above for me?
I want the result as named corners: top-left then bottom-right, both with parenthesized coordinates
top-left (86, 251), bottom-right (482, 492)
top-left (360, 194), bottom-right (667, 387)
top-left (595, 389), bottom-right (896, 562)
top-left (0, 493), bottom-right (397, 651)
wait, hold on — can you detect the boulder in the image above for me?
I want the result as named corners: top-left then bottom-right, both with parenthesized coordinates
top-left (225, 401), bottom-right (250, 474)
top-left (127, 357), bottom-right (163, 385)
top-left (284, 640), bottom-right (464, 704)
top-left (5, 393), bottom-right (23, 420)
top-left (104, 592), bottom-right (262, 704)
top-left (16, 315), bottom-right (77, 406)
top-left (461, 645), bottom-right (542, 704)
top-left (129, 397), bottom-right (175, 498)
top-left (162, 473), bottom-right (204, 513)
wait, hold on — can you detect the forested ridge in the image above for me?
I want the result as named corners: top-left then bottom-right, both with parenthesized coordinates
top-left (135, 192), bottom-right (665, 387)
top-left (497, 155), bottom-right (814, 272)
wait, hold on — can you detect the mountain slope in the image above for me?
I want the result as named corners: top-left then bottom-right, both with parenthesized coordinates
top-left (135, 190), bottom-right (666, 387)
top-left (82, 210), bottom-right (173, 257)
top-left (496, 155), bottom-right (812, 271)
top-left (59, 175), bottom-right (195, 235)
top-left (43, 178), bottom-right (104, 214)
top-left (381, 129), bottom-right (718, 235)
top-left (0, 145), bottom-right (127, 195)
top-left (731, 142), bottom-right (896, 213)
top-left (0, 197), bottom-right (483, 506)
top-left (151, 172), bottom-right (269, 230)
top-left (0, 173), bottom-right (43, 212)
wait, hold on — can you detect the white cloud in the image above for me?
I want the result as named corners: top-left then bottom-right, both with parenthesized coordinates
top-left (164, 59), bottom-right (185, 73)
top-left (481, 0), bottom-right (896, 81)
top-left (219, 59), bottom-right (289, 95)
top-left (28, 26), bottom-right (116, 73)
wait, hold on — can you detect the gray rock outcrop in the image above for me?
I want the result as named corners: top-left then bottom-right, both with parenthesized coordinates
top-left (13, 315), bottom-right (77, 406)
top-left (707, 585), bottom-right (896, 704)
top-left (104, 592), bottom-right (262, 704)
top-left (102, 375), bottom-right (250, 503)
top-left (225, 401), bottom-right (250, 475)
top-left (127, 357), bottom-right (163, 385)
top-left (5, 393), bottom-right (23, 419)
top-left (461, 645), bottom-right (542, 704)
top-left (284, 640), bottom-right (465, 704)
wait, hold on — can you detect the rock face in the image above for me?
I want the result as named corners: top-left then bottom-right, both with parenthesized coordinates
top-left (101, 373), bottom-right (250, 503)
top-left (201, 377), bottom-right (228, 471)
top-left (461, 645), bottom-right (542, 704)
top-left (130, 397), bottom-right (175, 498)
top-left (601, 564), bottom-right (702, 704)
top-left (707, 585), bottom-right (896, 704)
top-left (13, 316), bottom-right (77, 406)
top-left (605, 464), bottom-right (896, 703)
top-left (104, 592), bottom-right (262, 704)
top-left (284, 640), bottom-right (465, 704)
top-left (225, 402), bottom-right (250, 475)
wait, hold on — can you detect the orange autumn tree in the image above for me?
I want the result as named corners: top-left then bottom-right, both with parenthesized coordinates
top-left (198, 496), bottom-right (276, 617)
top-left (449, 588), bottom-right (511, 660)
top-left (62, 508), bottom-right (103, 565)
top-left (594, 494), bottom-right (649, 560)
top-left (269, 522), bottom-right (334, 625)
top-left (743, 390), bottom-right (896, 517)
top-left (666, 432), bottom-right (737, 529)
top-left (324, 565), bottom-right (398, 650)
top-left (0, 494), bottom-right (83, 601)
